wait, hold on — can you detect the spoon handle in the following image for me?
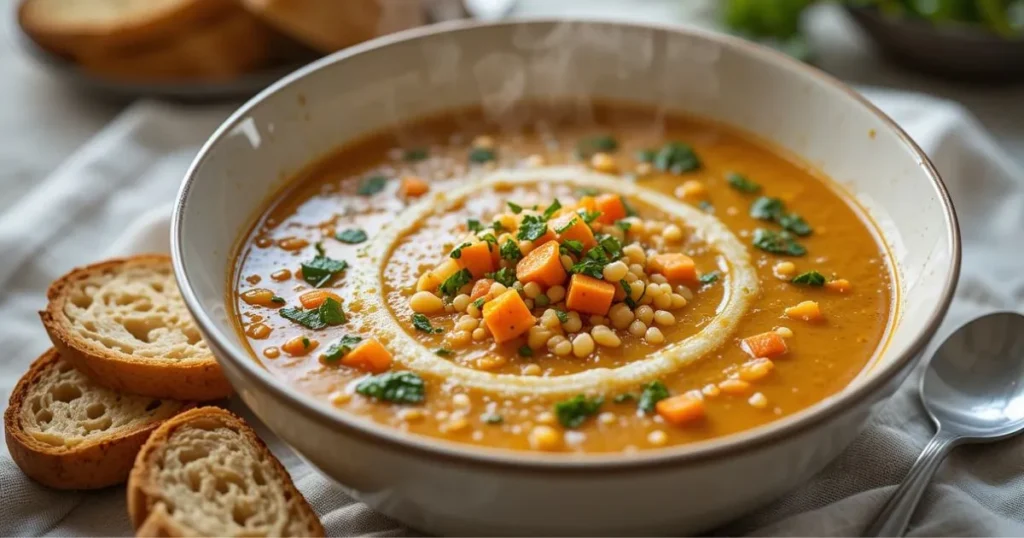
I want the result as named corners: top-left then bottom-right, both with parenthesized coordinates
top-left (864, 430), bottom-right (959, 537)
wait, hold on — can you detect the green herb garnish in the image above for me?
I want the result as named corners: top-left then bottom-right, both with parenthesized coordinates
top-left (469, 147), bottom-right (496, 163)
top-left (554, 217), bottom-right (578, 234)
top-left (534, 295), bottom-right (550, 307)
top-left (635, 149), bottom-right (656, 163)
top-left (559, 240), bottom-right (584, 257)
top-left (335, 228), bottom-right (368, 244)
top-left (576, 187), bottom-right (600, 197)
top-left (638, 381), bottom-right (670, 413)
top-left (449, 242), bottom-right (473, 259)
top-left (516, 215), bottom-right (549, 241)
top-left (472, 297), bottom-right (486, 309)
top-left (467, 219), bottom-right (483, 233)
top-left (488, 267), bottom-right (516, 287)
top-left (620, 279), bottom-right (637, 308)
top-left (507, 201), bottom-right (523, 214)
top-left (779, 213), bottom-right (812, 236)
top-left (576, 135), bottom-right (618, 158)
top-left (699, 200), bottom-right (714, 212)
top-left (403, 148), bottom-right (428, 162)
top-left (726, 172), bottom-right (761, 193)
top-left (542, 199), bottom-right (562, 221)
top-left (554, 395), bottom-right (604, 428)
top-left (753, 228), bottom-right (807, 256)
top-left (555, 310), bottom-right (570, 323)
top-left (322, 335), bottom-right (363, 362)
top-left (434, 347), bottom-right (454, 357)
top-left (652, 142), bottom-right (701, 174)
top-left (355, 371), bottom-right (425, 404)
top-left (438, 268), bottom-right (473, 298)
top-left (270, 295), bottom-right (286, 305)
top-left (615, 220), bottom-right (632, 232)
top-left (613, 393), bottom-right (636, 403)
top-left (750, 197), bottom-right (812, 236)
top-left (500, 239), bottom-right (522, 262)
top-left (357, 175), bottom-right (387, 196)
top-left (412, 313), bottom-right (443, 334)
top-left (280, 297), bottom-right (346, 330)
top-left (482, 413), bottom-right (504, 425)
top-left (300, 255), bottom-right (348, 288)
top-left (597, 234), bottom-right (622, 259)
top-left (302, 337), bottom-right (311, 349)
top-left (518, 345), bottom-right (534, 358)
top-left (577, 209), bottom-right (602, 224)
top-left (699, 271), bottom-right (720, 284)
top-left (791, 271), bottom-right (826, 286)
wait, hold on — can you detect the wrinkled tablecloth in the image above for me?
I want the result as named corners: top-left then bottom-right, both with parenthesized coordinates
top-left (1, 87), bottom-right (1023, 536)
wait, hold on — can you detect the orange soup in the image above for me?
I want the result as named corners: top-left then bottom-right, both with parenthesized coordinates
top-left (231, 104), bottom-right (893, 453)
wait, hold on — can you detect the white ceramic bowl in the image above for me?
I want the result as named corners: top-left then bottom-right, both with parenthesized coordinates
top-left (172, 19), bottom-right (959, 536)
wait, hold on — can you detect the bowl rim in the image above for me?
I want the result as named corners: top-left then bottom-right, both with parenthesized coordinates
top-left (172, 17), bottom-right (961, 472)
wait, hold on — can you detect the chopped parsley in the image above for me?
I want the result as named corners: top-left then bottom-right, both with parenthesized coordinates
top-left (559, 240), bottom-right (584, 257)
top-left (280, 297), bottom-right (346, 330)
top-left (779, 213), bottom-right (812, 236)
top-left (467, 219), bottom-right (483, 233)
top-left (554, 217), bottom-right (579, 234)
top-left (412, 313), bottom-right (443, 333)
top-left (500, 239), bottom-right (522, 262)
top-left (321, 335), bottom-right (363, 362)
top-left (597, 234), bottom-right (623, 259)
top-left (542, 199), bottom-right (562, 220)
top-left (434, 347), bottom-right (454, 357)
top-left (750, 197), bottom-right (813, 236)
top-left (492, 221), bottom-right (505, 233)
top-left (302, 337), bottom-right (311, 349)
top-left (620, 279), bottom-right (640, 308)
top-left (335, 228), bottom-right (367, 244)
top-left (300, 255), bottom-right (348, 288)
top-left (753, 228), bottom-right (807, 256)
top-left (472, 297), bottom-right (486, 309)
top-left (355, 371), bottom-right (425, 404)
top-left (507, 201), bottom-right (524, 214)
top-left (638, 381), bottom-right (670, 414)
top-left (613, 393), bottom-right (636, 403)
top-left (270, 295), bottom-right (286, 305)
top-left (403, 148), bottom-right (428, 162)
top-left (438, 268), bottom-right (473, 298)
top-left (699, 271), bottom-right (720, 284)
top-left (516, 215), bottom-right (549, 241)
top-left (480, 233), bottom-right (498, 247)
top-left (570, 245), bottom-right (611, 279)
top-left (554, 395), bottom-right (604, 428)
top-left (615, 219), bottom-right (632, 232)
top-left (792, 271), bottom-right (826, 286)
top-left (575, 135), bottom-right (618, 158)
top-left (577, 209), bottom-right (602, 224)
top-left (482, 413), bottom-right (504, 424)
top-left (518, 345), bottom-right (534, 358)
top-left (554, 309), bottom-right (570, 323)
top-left (726, 172), bottom-right (761, 193)
top-left (356, 175), bottom-right (387, 196)
top-left (468, 147), bottom-right (496, 163)
top-left (652, 142), bottom-right (701, 174)
top-left (635, 148), bottom-right (656, 163)
top-left (449, 242), bottom-right (473, 259)
top-left (488, 267), bottom-right (516, 287)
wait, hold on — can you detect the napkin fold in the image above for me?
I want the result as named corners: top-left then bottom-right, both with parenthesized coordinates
top-left (1, 89), bottom-right (1022, 537)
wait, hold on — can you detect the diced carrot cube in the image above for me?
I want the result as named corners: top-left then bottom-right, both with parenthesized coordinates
top-left (417, 259), bottom-right (460, 291)
top-left (825, 279), bottom-right (851, 293)
top-left (516, 240), bottom-right (567, 287)
top-left (470, 278), bottom-right (494, 301)
top-left (565, 273), bottom-right (616, 316)
top-left (785, 300), bottom-right (823, 322)
top-left (549, 213), bottom-right (597, 250)
top-left (482, 290), bottom-right (536, 343)
top-left (740, 332), bottom-right (788, 359)
top-left (648, 253), bottom-right (697, 283)
top-left (718, 379), bottom-right (752, 395)
top-left (401, 176), bottom-right (430, 197)
top-left (576, 196), bottom-right (598, 214)
top-left (282, 336), bottom-right (318, 356)
top-left (298, 290), bottom-right (342, 310)
top-left (594, 193), bottom-right (627, 224)
top-left (455, 241), bottom-right (495, 278)
top-left (340, 338), bottom-right (393, 373)
top-left (656, 393), bottom-right (706, 425)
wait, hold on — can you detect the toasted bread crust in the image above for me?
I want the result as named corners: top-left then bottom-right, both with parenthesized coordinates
top-left (40, 254), bottom-right (232, 401)
top-left (19, 0), bottom-right (238, 58)
top-left (128, 407), bottom-right (324, 537)
top-left (4, 349), bottom-right (194, 490)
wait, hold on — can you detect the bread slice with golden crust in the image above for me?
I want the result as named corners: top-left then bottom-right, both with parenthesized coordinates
top-left (4, 349), bottom-right (193, 490)
top-left (18, 0), bottom-right (237, 58)
top-left (128, 407), bottom-right (324, 537)
top-left (40, 255), bottom-right (232, 401)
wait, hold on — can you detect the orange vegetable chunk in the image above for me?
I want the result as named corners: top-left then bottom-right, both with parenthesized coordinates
top-left (516, 240), bottom-right (567, 287)
top-left (417, 259), bottom-right (460, 292)
top-left (656, 393), bottom-right (706, 426)
top-left (298, 290), bottom-right (342, 310)
top-left (401, 176), bottom-right (430, 197)
top-left (482, 290), bottom-right (536, 343)
top-left (470, 278), bottom-right (494, 301)
top-left (740, 331), bottom-right (788, 359)
top-left (341, 338), bottom-right (393, 373)
top-left (594, 193), bottom-right (627, 224)
top-left (282, 336), bottom-right (318, 356)
top-left (648, 253), bottom-right (697, 283)
top-left (455, 241), bottom-right (495, 278)
top-left (576, 196), bottom-right (598, 214)
top-left (825, 279), bottom-right (851, 293)
top-left (549, 213), bottom-right (597, 250)
top-left (565, 273), bottom-right (616, 316)
top-left (785, 300), bottom-right (823, 322)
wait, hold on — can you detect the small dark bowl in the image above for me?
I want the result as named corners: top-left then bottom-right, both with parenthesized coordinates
top-left (846, 5), bottom-right (1024, 83)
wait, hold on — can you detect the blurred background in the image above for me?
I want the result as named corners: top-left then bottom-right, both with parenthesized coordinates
top-left (3, 0), bottom-right (1024, 211)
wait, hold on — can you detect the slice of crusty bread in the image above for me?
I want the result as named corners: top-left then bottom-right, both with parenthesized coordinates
top-left (77, 10), bottom-right (274, 82)
top-left (128, 407), bottom-right (324, 537)
top-left (4, 348), bottom-right (193, 490)
top-left (239, 0), bottom-right (424, 53)
top-left (18, 0), bottom-right (236, 58)
top-left (40, 254), bottom-right (232, 401)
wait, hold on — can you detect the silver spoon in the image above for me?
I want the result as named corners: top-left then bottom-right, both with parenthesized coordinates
top-left (865, 311), bottom-right (1024, 536)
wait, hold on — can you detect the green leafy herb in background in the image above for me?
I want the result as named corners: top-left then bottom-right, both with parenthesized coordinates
top-left (280, 297), bottom-right (346, 330)
top-left (792, 270), bottom-right (827, 286)
top-left (357, 175), bottom-right (387, 196)
top-left (300, 255), bottom-right (347, 288)
top-left (322, 335), bottom-right (363, 362)
top-left (335, 228), bottom-right (367, 244)
top-left (753, 228), bottom-right (807, 256)
top-left (355, 371), bottom-right (425, 404)
top-left (555, 395), bottom-right (604, 428)
top-left (639, 381), bottom-right (670, 413)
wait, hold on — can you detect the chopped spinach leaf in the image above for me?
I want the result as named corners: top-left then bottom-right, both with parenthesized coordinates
top-left (355, 371), bottom-right (425, 404)
top-left (507, 201), bottom-right (523, 214)
top-left (726, 172), bottom-right (761, 193)
top-left (438, 268), bottom-right (473, 298)
top-left (357, 175), bottom-right (387, 196)
top-left (467, 219), bottom-right (483, 233)
top-left (516, 215), bottom-right (549, 241)
top-left (554, 394), bottom-right (604, 428)
top-left (488, 267), bottom-right (516, 287)
top-left (322, 335), bottom-right (363, 362)
top-left (576, 135), bottom-right (618, 158)
top-left (449, 242), bottom-right (473, 259)
top-left (613, 393), bottom-right (636, 403)
top-left (335, 228), bottom-right (367, 244)
top-left (652, 142), bottom-right (701, 174)
top-left (492, 221), bottom-right (505, 233)
top-left (518, 345), bottom-right (534, 358)
top-left (597, 234), bottom-right (623, 259)
top-left (468, 147), bottom-right (496, 163)
top-left (434, 347), bottom-right (454, 357)
top-left (753, 228), bottom-right (807, 256)
top-left (779, 213), bottom-right (812, 236)
top-left (639, 381), bottom-right (670, 413)
top-left (403, 148), bottom-right (428, 162)
top-left (699, 271), bottom-right (720, 284)
top-left (750, 196), bottom-right (785, 221)
top-left (791, 271), bottom-right (826, 286)
top-left (412, 313), bottom-right (443, 334)
top-left (559, 240), bottom-right (584, 257)
top-left (577, 209), bottom-right (602, 224)
top-left (279, 297), bottom-right (346, 330)
top-left (300, 255), bottom-right (347, 288)
top-left (472, 297), bottom-right (486, 309)
top-left (500, 239), bottom-right (522, 262)
top-left (554, 217), bottom-right (578, 234)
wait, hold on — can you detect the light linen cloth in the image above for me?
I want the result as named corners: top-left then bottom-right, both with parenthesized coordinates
top-left (0, 89), bottom-right (1022, 537)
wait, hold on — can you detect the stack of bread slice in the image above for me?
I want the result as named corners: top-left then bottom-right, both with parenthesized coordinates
top-left (4, 255), bottom-right (322, 536)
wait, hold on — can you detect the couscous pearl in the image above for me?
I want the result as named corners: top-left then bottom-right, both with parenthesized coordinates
top-left (528, 327), bottom-right (552, 349)
top-left (599, 412), bottom-right (617, 425)
top-left (547, 285), bottom-right (566, 303)
top-left (536, 411), bottom-right (557, 425)
top-left (629, 320), bottom-right (648, 337)
top-left (623, 243), bottom-right (646, 264)
top-left (623, 272), bottom-right (639, 283)
top-left (560, 254), bottom-right (574, 271)
top-left (609, 304), bottom-right (634, 329)
top-left (589, 315), bottom-right (607, 326)
top-left (702, 384), bottom-right (721, 397)
top-left (452, 394), bottom-right (471, 408)
top-left (410, 291), bottom-right (443, 313)
top-left (466, 303), bottom-right (482, 318)
top-left (572, 333), bottom-right (596, 358)
top-left (330, 391), bottom-right (351, 406)
top-left (602, 261), bottom-right (629, 281)
top-left (529, 425), bottom-right (563, 451)
top-left (629, 263), bottom-right (645, 276)
top-left (591, 325), bottom-right (621, 347)
top-left (489, 282), bottom-right (507, 296)
top-left (647, 430), bottom-right (668, 446)
top-left (398, 408), bottom-right (423, 421)
top-left (591, 152), bottom-right (618, 173)
top-left (653, 293), bottom-right (673, 310)
top-left (645, 327), bottom-right (665, 344)
top-left (649, 273), bottom-right (668, 285)
top-left (453, 294), bottom-right (471, 312)
top-left (472, 328), bottom-right (487, 341)
top-left (636, 305), bottom-right (655, 325)
top-left (676, 285), bottom-right (694, 301)
top-left (563, 313), bottom-right (583, 333)
top-left (523, 364), bottom-right (542, 375)
top-left (749, 392), bottom-right (769, 409)
top-left (654, 310), bottom-right (676, 326)
top-left (670, 294), bottom-right (687, 309)
top-left (448, 330), bottom-right (471, 348)
top-left (774, 261), bottom-right (797, 278)
top-left (662, 224), bottom-right (683, 242)
top-left (553, 340), bottom-right (573, 356)
top-left (456, 316), bottom-right (479, 331)
top-left (775, 326), bottom-right (794, 338)
top-left (523, 282), bottom-right (542, 299)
